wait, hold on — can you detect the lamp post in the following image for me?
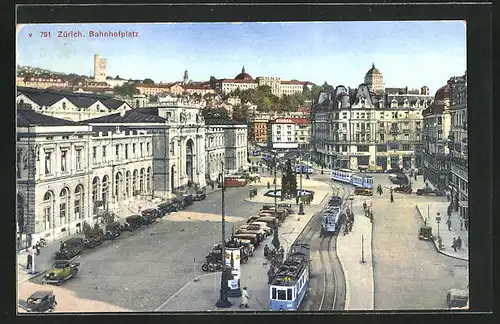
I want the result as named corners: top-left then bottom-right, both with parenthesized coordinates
top-left (274, 152), bottom-right (277, 213)
top-left (216, 161), bottom-right (231, 308)
top-left (298, 149), bottom-right (305, 215)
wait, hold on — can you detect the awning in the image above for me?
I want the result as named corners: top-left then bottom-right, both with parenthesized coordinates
top-left (458, 200), bottom-right (469, 208)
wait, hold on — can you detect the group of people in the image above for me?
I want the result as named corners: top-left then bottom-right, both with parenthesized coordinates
top-left (342, 209), bottom-right (355, 235)
top-left (452, 236), bottom-right (463, 252)
top-left (363, 201), bottom-right (374, 223)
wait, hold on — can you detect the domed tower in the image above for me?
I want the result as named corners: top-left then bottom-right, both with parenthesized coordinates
top-left (183, 70), bottom-right (189, 84)
top-left (364, 63), bottom-right (385, 94)
top-left (420, 85), bottom-right (430, 95)
top-left (234, 66), bottom-right (253, 81)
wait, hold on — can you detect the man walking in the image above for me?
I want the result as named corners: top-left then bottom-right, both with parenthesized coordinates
top-left (457, 236), bottom-right (462, 250)
top-left (390, 193), bottom-right (394, 203)
top-left (446, 218), bottom-right (452, 231)
top-left (240, 287), bottom-right (250, 308)
top-left (452, 237), bottom-right (457, 252)
top-left (459, 219), bottom-right (464, 231)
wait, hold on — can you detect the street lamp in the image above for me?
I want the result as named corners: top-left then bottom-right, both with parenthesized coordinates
top-left (215, 160), bottom-right (231, 308)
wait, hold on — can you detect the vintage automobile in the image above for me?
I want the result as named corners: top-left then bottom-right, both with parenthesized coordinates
top-left (233, 233), bottom-right (260, 247)
top-left (243, 224), bottom-right (269, 237)
top-left (354, 188), bottom-right (373, 196)
top-left (43, 260), bottom-right (80, 285)
top-left (24, 291), bottom-right (57, 313)
top-left (390, 174), bottom-right (409, 185)
top-left (157, 200), bottom-right (178, 216)
top-left (246, 215), bottom-right (262, 224)
top-left (121, 215), bottom-right (144, 232)
top-left (277, 203), bottom-right (294, 214)
top-left (249, 221), bottom-right (273, 235)
top-left (141, 209), bottom-right (159, 225)
top-left (84, 226), bottom-right (105, 249)
top-left (416, 187), bottom-right (445, 196)
top-left (104, 221), bottom-right (122, 240)
top-left (193, 188), bottom-right (206, 201)
top-left (259, 214), bottom-right (283, 226)
top-left (447, 289), bottom-right (469, 309)
top-left (55, 237), bottom-right (85, 260)
top-left (418, 225), bottom-right (433, 240)
top-left (328, 196), bottom-right (343, 207)
top-left (236, 227), bottom-right (265, 243)
top-left (394, 184), bottom-right (413, 194)
top-left (238, 239), bottom-right (255, 257)
top-left (259, 209), bottom-right (288, 222)
top-left (255, 216), bottom-right (279, 229)
top-left (172, 195), bottom-right (186, 210)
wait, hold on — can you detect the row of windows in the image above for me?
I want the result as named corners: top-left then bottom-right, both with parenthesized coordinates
top-left (92, 142), bottom-right (151, 164)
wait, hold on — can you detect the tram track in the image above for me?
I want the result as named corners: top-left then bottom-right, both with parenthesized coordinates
top-left (296, 180), bottom-right (347, 311)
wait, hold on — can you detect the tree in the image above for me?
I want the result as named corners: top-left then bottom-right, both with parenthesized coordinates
top-left (202, 107), bottom-right (229, 120)
top-left (281, 159), bottom-right (298, 198)
top-left (143, 78), bottom-right (155, 85)
top-left (113, 84), bottom-right (140, 98)
top-left (232, 104), bottom-right (249, 123)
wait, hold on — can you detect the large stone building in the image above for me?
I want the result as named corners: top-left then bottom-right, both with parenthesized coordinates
top-left (16, 97), bottom-right (248, 245)
top-left (16, 109), bottom-right (154, 242)
top-left (215, 67), bottom-right (314, 98)
top-left (421, 83), bottom-right (453, 190)
top-left (311, 65), bottom-right (433, 170)
top-left (16, 87), bottom-right (132, 122)
top-left (16, 76), bottom-right (69, 89)
top-left (268, 117), bottom-right (310, 150)
top-left (447, 72), bottom-right (468, 219)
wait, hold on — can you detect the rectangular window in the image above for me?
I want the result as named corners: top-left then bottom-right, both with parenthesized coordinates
top-left (76, 149), bottom-right (82, 170)
top-left (140, 143), bottom-right (143, 157)
top-left (60, 202), bottom-right (66, 219)
top-left (377, 145), bottom-right (387, 152)
top-left (115, 144), bottom-right (120, 159)
top-left (125, 144), bottom-right (129, 159)
top-left (132, 143), bottom-right (136, 155)
top-left (17, 151), bottom-right (22, 178)
top-left (45, 151), bottom-right (52, 175)
top-left (60, 150), bottom-right (67, 172)
top-left (74, 198), bottom-right (80, 215)
top-left (92, 146), bottom-right (97, 163)
top-left (272, 288), bottom-right (277, 300)
top-left (277, 290), bottom-right (286, 301)
top-left (437, 117), bottom-right (442, 125)
top-left (147, 143), bottom-right (150, 155)
top-left (102, 146), bottom-right (107, 161)
top-left (402, 144), bottom-right (410, 150)
top-left (287, 288), bottom-right (293, 301)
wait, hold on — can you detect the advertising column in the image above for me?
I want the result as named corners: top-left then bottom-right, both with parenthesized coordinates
top-left (225, 247), bottom-right (242, 297)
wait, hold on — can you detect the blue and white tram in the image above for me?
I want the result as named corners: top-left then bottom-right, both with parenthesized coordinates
top-left (330, 168), bottom-right (354, 184)
top-left (322, 206), bottom-right (341, 235)
top-left (269, 243), bottom-right (310, 311)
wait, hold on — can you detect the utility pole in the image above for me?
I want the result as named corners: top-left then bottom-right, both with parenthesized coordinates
top-left (274, 153), bottom-right (277, 213)
top-left (298, 149), bottom-right (305, 215)
top-left (216, 161), bottom-right (231, 308)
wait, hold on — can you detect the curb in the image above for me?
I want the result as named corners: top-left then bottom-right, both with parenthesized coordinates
top-left (19, 269), bottom-right (47, 284)
top-left (414, 205), bottom-right (468, 262)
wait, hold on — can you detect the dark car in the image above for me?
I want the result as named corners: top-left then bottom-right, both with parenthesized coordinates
top-left (182, 193), bottom-right (194, 206)
top-left (416, 187), bottom-right (445, 196)
top-left (55, 237), bottom-right (85, 260)
top-left (122, 215), bottom-right (144, 232)
top-left (194, 188), bottom-right (206, 201)
top-left (104, 221), bottom-right (122, 240)
top-left (329, 196), bottom-right (343, 206)
top-left (172, 196), bottom-right (186, 210)
top-left (391, 174), bottom-right (409, 185)
top-left (277, 203), bottom-right (294, 214)
top-left (25, 291), bottom-right (57, 313)
top-left (157, 199), bottom-right (178, 216)
top-left (141, 208), bottom-right (159, 225)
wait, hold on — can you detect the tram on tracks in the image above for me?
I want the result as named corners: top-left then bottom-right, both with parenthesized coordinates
top-left (269, 243), bottom-right (310, 311)
top-left (330, 168), bottom-right (374, 193)
top-left (321, 206), bottom-right (341, 236)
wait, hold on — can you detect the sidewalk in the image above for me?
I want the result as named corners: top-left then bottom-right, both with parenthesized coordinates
top-left (17, 239), bottom-right (64, 284)
top-left (154, 206), bottom-right (322, 311)
top-left (416, 203), bottom-right (468, 261)
top-left (336, 198), bottom-right (375, 310)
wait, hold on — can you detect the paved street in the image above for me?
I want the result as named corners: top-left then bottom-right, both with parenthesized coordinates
top-left (369, 174), bottom-right (468, 310)
top-left (19, 186), bottom-right (263, 312)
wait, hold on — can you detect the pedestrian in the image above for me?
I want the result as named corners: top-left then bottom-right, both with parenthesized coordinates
top-left (390, 194), bottom-right (394, 203)
top-left (343, 223), bottom-right (349, 236)
top-left (446, 218), bottom-right (452, 231)
top-left (240, 287), bottom-right (250, 308)
top-left (457, 236), bottom-right (462, 250)
top-left (414, 174), bottom-right (417, 181)
top-left (370, 210), bottom-right (374, 223)
top-left (211, 181), bottom-right (214, 190)
top-left (348, 221), bottom-right (353, 232)
top-left (464, 218), bottom-right (468, 230)
top-left (452, 237), bottom-right (457, 252)
top-left (363, 201), bottom-right (367, 212)
top-left (296, 195), bottom-right (299, 205)
top-left (26, 247), bottom-right (33, 270)
top-left (459, 219), bottom-right (464, 231)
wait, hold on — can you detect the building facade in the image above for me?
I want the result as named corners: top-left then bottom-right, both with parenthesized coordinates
top-left (311, 66), bottom-right (433, 171)
top-left (16, 109), bottom-right (153, 243)
top-left (16, 87), bottom-right (132, 122)
top-left (16, 76), bottom-right (69, 89)
top-left (250, 117), bottom-right (270, 143)
top-left (448, 72), bottom-right (468, 219)
top-left (268, 117), bottom-right (310, 150)
top-left (421, 83), bottom-right (452, 190)
top-left (94, 54), bottom-right (107, 82)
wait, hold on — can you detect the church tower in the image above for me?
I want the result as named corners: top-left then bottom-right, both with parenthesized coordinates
top-left (183, 70), bottom-right (189, 84)
top-left (364, 63), bottom-right (385, 94)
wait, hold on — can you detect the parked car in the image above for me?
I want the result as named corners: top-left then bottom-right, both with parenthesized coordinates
top-left (24, 291), bottom-right (57, 313)
top-left (43, 261), bottom-right (80, 285)
top-left (391, 174), bottom-right (409, 185)
top-left (182, 193), bottom-right (194, 206)
top-left (141, 208), bottom-right (159, 225)
top-left (249, 221), bottom-right (274, 235)
top-left (122, 215), bottom-right (144, 232)
top-left (157, 200), bottom-right (178, 216)
top-left (194, 188), bottom-right (206, 201)
top-left (55, 237), bottom-right (85, 260)
top-left (416, 187), bottom-right (445, 196)
top-left (104, 221), bottom-right (122, 240)
top-left (277, 203), bottom-right (294, 214)
top-left (171, 196), bottom-right (186, 210)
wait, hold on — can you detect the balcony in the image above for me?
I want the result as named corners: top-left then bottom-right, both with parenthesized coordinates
top-left (389, 128), bottom-right (400, 134)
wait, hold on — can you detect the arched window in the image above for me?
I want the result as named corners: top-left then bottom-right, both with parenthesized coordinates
top-left (133, 170), bottom-right (138, 195)
top-left (92, 176), bottom-right (100, 214)
top-left (115, 172), bottom-right (122, 199)
top-left (74, 185), bottom-right (84, 220)
top-left (125, 171), bottom-right (131, 198)
top-left (43, 191), bottom-right (54, 231)
top-left (140, 168), bottom-right (145, 192)
top-left (146, 167), bottom-right (152, 192)
top-left (59, 188), bottom-right (69, 226)
top-left (102, 175), bottom-right (109, 207)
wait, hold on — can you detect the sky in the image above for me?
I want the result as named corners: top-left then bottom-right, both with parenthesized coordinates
top-left (16, 21), bottom-right (466, 94)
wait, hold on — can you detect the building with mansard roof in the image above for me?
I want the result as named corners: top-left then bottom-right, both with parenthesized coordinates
top-left (311, 65), bottom-right (434, 171)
